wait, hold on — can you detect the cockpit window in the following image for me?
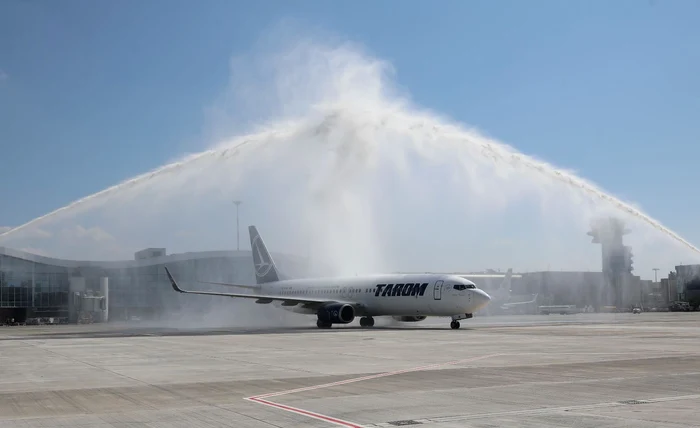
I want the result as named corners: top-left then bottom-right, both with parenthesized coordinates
top-left (454, 283), bottom-right (476, 290)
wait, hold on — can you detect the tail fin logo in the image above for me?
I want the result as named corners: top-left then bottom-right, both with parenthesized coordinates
top-left (251, 234), bottom-right (273, 278)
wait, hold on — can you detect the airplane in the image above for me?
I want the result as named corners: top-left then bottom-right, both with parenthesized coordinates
top-left (458, 269), bottom-right (513, 316)
top-left (471, 269), bottom-right (539, 315)
top-left (164, 225), bottom-right (492, 329)
top-left (481, 268), bottom-right (513, 303)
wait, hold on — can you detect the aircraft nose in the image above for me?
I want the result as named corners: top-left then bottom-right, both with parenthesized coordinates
top-left (474, 289), bottom-right (491, 309)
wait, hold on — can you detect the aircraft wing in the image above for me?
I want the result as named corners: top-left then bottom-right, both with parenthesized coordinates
top-left (164, 267), bottom-right (335, 307)
top-left (197, 280), bottom-right (259, 290)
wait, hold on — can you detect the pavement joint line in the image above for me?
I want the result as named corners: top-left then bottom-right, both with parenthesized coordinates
top-left (425, 393), bottom-right (700, 422)
top-left (243, 351), bottom-right (700, 427)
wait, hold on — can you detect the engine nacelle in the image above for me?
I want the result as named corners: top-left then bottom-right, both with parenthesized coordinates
top-left (392, 316), bottom-right (427, 322)
top-left (317, 303), bottom-right (355, 324)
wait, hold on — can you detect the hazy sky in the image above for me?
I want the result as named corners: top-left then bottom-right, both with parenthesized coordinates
top-left (1, 0), bottom-right (698, 278)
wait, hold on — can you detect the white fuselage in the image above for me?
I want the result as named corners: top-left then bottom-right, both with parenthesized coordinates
top-left (259, 273), bottom-right (491, 317)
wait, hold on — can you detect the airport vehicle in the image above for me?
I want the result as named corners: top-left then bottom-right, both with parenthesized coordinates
top-left (164, 225), bottom-right (492, 329)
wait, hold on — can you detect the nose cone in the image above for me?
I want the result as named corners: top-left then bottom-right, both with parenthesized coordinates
top-left (473, 289), bottom-right (491, 310)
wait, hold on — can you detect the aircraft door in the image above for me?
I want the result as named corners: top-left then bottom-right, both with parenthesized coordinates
top-left (434, 280), bottom-right (443, 300)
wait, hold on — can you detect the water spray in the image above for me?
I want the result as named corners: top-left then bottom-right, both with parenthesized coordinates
top-left (1, 109), bottom-right (697, 259)
top-left (1, 38), bottom-right (698, 272)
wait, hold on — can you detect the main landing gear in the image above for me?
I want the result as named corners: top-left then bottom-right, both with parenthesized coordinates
top-left (316, 320), bottom-right (332, 329)
top-left (359, 317), bottom-right (375, 328)
top-left (316, 317), bottom-right (374, 329)
top-left (450, 320), bottom-right (461, 329)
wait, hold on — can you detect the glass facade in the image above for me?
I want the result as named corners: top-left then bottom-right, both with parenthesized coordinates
top-left (0, 255), bottom-right (70, 320)
top-left (102, 256), bottom-right (259, 320)
top-left (675, 264), bottom-right (700, 301)
top-left (0, 248), bottom-right (309, 323)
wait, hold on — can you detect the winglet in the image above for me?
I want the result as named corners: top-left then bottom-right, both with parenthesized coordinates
top-left (164, 266), bottom-right (185, 293)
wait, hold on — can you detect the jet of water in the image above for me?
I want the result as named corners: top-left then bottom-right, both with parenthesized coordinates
top-left (1, 35), bottom-right (697, 279)
top-left (1, 107), bottom-right (697, 257)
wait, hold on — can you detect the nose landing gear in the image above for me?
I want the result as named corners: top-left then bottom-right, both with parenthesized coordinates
top-left (450, 313), bottom-right (472, 329)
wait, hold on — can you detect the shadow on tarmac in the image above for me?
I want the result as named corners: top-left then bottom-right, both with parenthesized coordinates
top-left (0, 324), bottom-right (476, 340)
top-left (2, 313), bottom-right (690, 341)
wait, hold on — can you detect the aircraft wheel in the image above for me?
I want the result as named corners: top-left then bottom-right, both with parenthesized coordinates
top-left (450, 321), bottom-right (461, 330)
top-left (316, 320), bottom-right (332, 329)
top-left (360, 317), bottom-right (375, 328)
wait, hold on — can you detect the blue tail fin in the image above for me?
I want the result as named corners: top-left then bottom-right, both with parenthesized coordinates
top-left (249, 225), bottom-right (280, 284)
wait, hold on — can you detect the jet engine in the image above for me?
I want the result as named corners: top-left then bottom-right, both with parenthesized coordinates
top-left (317, 303), bottom-right (355, 324)
top-left (392, 316), bottom-right (427, 322)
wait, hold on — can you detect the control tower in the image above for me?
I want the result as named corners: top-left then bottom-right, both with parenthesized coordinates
top-left (587, 217), bottom-right (633, 309)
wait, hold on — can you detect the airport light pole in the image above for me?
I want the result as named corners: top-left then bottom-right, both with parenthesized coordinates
top-left (233, 200), bottom-right (242, 251)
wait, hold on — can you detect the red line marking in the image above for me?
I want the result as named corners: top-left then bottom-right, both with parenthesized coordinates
top-left (246, 353), bottom-right (499, 427)
top-left (247, 397), bottom-right (363, 428)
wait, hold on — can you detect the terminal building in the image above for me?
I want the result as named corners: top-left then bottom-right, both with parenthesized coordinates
top-left (2, 232), bottom-right (695, 324)
top-left (466, 269), bottom-right (673, 315)
top-left (0, 246), bottom-right (310, 324)
top-left (674, 264), bottom-right (700, 304)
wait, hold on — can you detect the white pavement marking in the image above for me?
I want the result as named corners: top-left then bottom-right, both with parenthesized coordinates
top-left (244, 353), bottom-right (500, 427)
